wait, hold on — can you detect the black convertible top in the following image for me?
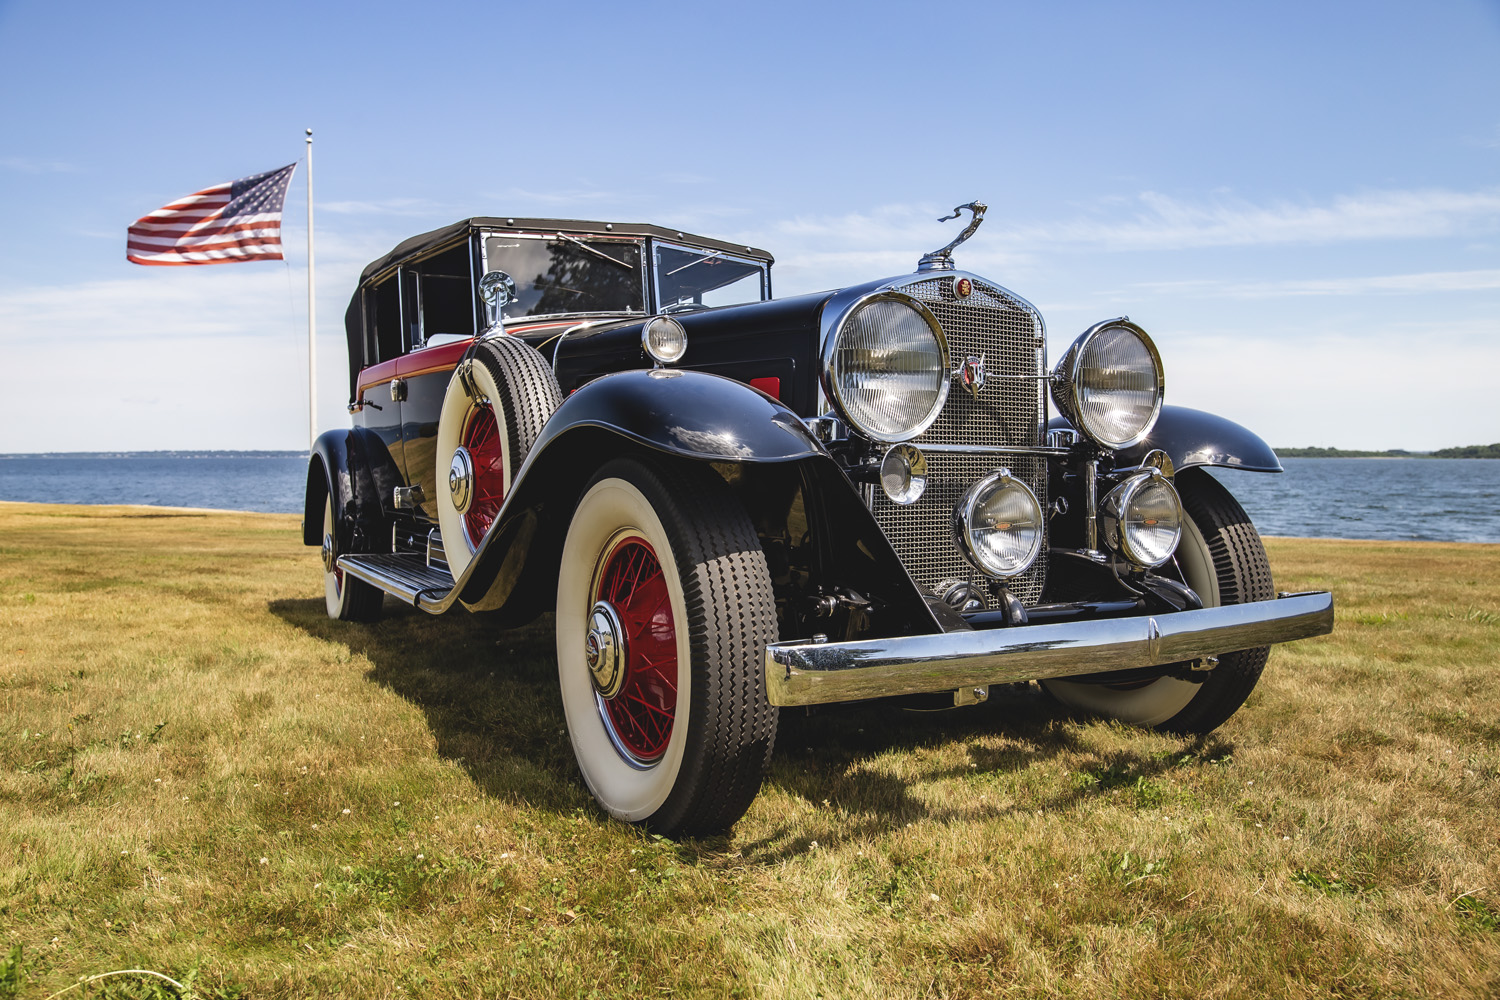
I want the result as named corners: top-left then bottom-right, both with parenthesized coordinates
top-left (342, 218), bottom-right (775, 400)
top-left (355, 217), bottom-right (774, 287)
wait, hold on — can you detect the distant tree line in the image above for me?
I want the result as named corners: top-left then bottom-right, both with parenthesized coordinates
top-left (1276, 444), bottom-right (1500, 459)
top-left (1431, 443), bottom-right (1500, 459)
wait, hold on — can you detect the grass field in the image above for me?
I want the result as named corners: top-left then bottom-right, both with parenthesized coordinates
top-left (1, 501), bottom-right (1497, 998)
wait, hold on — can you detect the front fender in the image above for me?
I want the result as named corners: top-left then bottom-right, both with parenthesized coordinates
top-left (448, 369), bottom-right (826, 617)
top-left (533, 368), bottom-right (826, 462)
top-left (1051, 405), bottom-right (1282, 473)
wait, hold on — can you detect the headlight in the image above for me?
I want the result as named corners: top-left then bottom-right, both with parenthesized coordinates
top-left (953, 469), bottom-right (1044, 579)
top-left (1100, 472), bottom-right (1182, 568)
top-left (824, 292), bottom-right (949, 443)
top-left (1051, 319), bottom-right (1164, 449)
top-left (643, 316), bottom-right (688, 365)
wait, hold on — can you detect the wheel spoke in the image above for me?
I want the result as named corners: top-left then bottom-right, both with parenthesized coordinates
top-left (594, 535), bottom-right (677, 763)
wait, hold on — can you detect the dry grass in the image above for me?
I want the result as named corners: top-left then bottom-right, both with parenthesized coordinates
top-left (0, 501), bottom-right (1497, 998)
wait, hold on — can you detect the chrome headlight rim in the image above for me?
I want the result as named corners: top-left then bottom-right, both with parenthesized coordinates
top-left (1100, 471), bottom-right (1183, 568)
top-left (952, 468), bottom-right (1045, 580)
top-left (1052, 317), bottom-right (1165, 451)
top-left (820, 290), bottom-right (951, 445)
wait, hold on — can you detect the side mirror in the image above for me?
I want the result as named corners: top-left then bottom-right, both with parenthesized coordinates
top-left (478, 270), bottom-right (517, 334)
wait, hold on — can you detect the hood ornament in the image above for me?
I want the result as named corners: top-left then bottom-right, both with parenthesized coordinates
top-left (917, 201), bottom-right (987, 272)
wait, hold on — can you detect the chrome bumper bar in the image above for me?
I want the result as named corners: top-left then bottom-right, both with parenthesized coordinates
top-left (764, 591), bottom-right (1334, 707)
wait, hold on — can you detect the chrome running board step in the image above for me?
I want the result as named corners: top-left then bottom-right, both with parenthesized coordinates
top-left (339, 553), bottom-right (454, 605)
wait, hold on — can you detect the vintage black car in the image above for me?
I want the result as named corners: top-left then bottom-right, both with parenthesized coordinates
top-left (305, 205), bottom-right (1334, 836)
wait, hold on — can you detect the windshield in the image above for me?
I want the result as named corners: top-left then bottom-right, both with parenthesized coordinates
top-left (483, 234), bottom-right (645, 318)
top-left (654, 242), bottom-right (768, 311)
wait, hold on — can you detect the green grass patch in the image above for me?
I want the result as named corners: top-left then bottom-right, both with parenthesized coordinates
top-left (0, 503), bottom-right (1497, 997)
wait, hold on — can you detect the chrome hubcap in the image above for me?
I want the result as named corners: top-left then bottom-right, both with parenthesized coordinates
top-left (321, 534), bottom-right (336, 573)
top-left (585, 601), bottom-right (626, 699)
top-left (448, 447), bottom-right (475, 513)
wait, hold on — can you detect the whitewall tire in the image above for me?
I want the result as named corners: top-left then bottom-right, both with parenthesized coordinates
top-left (434, 337), bottom-right (562, 578)
top-left (322, 495), bottom-right (383, 622)
top-left (556, 457), bottom-right (778, 836)
top-left (1042, 468), bottom-right (1275, 734)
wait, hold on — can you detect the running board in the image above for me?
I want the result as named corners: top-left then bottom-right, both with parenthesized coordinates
top-left (339, 553), bottom-right (454, 606)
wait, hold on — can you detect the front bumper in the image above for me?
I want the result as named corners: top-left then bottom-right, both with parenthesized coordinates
top-left (765, 591), bottom-right (1334, 707)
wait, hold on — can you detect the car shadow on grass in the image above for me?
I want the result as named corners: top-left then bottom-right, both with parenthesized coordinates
top-left (269, 596), bottom-right (590, 817)
top-left (737, 694), bottom-right (1234, 861)
top-left (270, 596), bottom-right (1236, 856)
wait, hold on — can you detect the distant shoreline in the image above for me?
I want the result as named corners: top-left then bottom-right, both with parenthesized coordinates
top-left (1277, 445), bottom-right (1500, 459)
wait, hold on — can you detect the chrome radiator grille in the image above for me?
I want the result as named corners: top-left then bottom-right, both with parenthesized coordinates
top-left (870, 274), bottom-right (1049, 607)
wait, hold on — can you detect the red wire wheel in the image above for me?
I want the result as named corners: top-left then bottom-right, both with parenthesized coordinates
top-left (461, 403), bottom-right (506, 548)
top-left (593, 534), bottom-right (677, 763)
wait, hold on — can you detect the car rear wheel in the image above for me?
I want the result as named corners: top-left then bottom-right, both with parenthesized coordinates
top-left (1042, 468), bottom-right (1275, 734)
top-left (435, 337), bottom-right (562, 578)
top-left (322, 496), bottom-right (383, 622)
top-left (556, 457), bottom-right (779, 836)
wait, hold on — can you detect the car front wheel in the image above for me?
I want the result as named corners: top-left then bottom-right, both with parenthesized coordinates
top-left (555, 457), bottom-right (779, 836)
top-left (1042, 467), bottom-right (1276, 734)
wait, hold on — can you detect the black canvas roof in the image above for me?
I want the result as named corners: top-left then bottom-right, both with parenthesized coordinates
top-left (355, 217), bottom-right (774, 288)
top-left (342, 218), bottom-right (775, 400)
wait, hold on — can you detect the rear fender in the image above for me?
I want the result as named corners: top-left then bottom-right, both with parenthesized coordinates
top-left (303, 428), bottom-right (397, 549)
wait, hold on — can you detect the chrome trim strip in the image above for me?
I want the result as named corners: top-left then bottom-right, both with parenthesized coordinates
top-left (764, 591), bottom-right (1334, 707)
top-left (915, 443), bottom-right (1070, 456)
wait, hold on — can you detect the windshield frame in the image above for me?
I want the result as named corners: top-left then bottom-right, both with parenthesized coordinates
top-left (479, 230), bottom-right (650, 321)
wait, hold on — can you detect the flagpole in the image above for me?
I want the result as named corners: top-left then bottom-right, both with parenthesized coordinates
top-left (305, 128), bottom-right (316, 454)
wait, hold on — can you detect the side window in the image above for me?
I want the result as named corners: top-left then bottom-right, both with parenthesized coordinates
top-left (367, 277), bottom-right (402, 364)
top-left (406, 243), bottom-right (477, 347)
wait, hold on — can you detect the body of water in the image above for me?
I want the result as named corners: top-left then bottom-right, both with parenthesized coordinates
top-left (2, 454), bottom-right (1497, 543)
top-left (0, 454), bottom-right (307, 515)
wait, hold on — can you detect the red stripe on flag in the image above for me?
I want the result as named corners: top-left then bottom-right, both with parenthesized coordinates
top-left (126, 165), bottom-right (293, 268)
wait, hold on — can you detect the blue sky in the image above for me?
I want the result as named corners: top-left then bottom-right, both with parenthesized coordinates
top-left (1, 0), bottom-right (1496, 451)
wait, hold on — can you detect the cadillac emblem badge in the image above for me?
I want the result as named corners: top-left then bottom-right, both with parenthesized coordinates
top-left (956, 354), bottom-right (986, 398)
top-left (954, 277), bottom-right (972, 299)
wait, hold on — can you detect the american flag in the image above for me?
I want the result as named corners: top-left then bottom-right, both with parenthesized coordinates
top-left (127, 163), bottom-right (297, 266)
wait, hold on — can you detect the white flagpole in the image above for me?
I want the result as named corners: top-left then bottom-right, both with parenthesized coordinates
top-left (306, 127), bottom-right (317, 454)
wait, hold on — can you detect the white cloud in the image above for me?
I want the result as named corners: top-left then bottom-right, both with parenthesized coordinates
top-left (0, 155), bottom-right (79, 173)
top-left (1165, 320), bottom-right (1500, 451)
top-left (1011, 189), bottom-right (1500, 251)
top-left (1129, 269), bottom-right (1500, 299)
top-left (487, 186), bottom-right (619, 206)
top-left (740, 204), bottom-right (1037, 295)
top-left (319, 197), bottom-right (447, 216)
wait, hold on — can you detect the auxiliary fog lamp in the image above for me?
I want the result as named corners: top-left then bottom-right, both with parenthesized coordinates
top-left (1099, 470), bottom-right (1183, 568)
top-left (953, 468), bottom-right (1044, 579)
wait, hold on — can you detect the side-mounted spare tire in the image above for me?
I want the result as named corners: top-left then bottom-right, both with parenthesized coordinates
top-left (435, 336), bottom-right (563, 578)
top-left (1043, 467), bottom-right (1276, 734)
